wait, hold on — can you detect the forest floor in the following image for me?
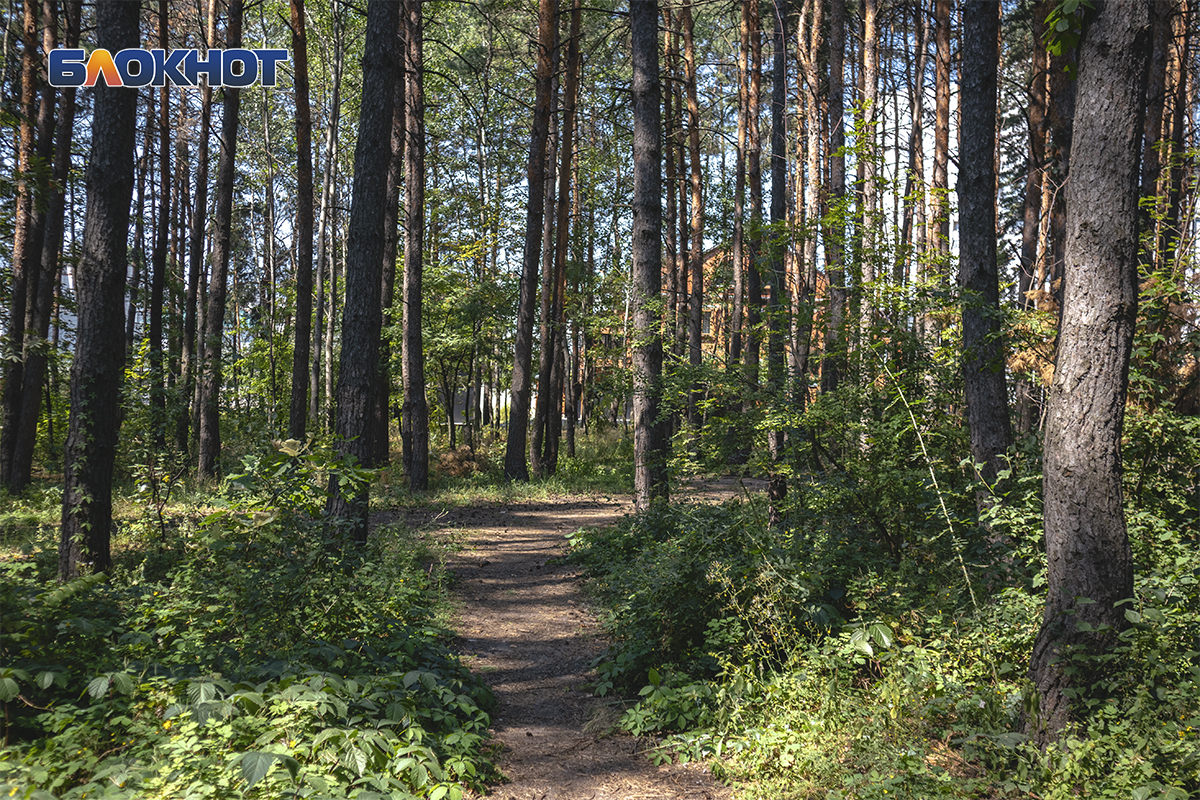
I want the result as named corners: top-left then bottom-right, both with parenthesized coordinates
top-left (377, 477), bottom-right (761, 800)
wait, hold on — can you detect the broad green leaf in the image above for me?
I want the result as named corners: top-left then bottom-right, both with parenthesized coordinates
top-left (238, 751), bottom-right (277, 788)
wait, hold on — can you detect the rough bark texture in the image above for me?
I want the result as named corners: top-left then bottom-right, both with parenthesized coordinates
top-left (197, 0), bottom-right (244, 477)
top-left (401, 0), bottom-right (430, 490)
top-left (630, 0), bottom-right (668, 509)
top-left (503, 0), bottom-right (554, 482)
top-left (1028, 0), bottom-right (1152, 744)
top-left (288, 0), bottom-right (315, 441)
top-left (326, 0), bottom-right (400, 541)
top-left (58, 0), bottom-right (140, 580)
top-left (375, 12), bottom-right (405, 468)
top-left (959, 0), bottom-right (1012, 494)
top-left (820, 0), bottom-right (846, 394)
top-left (11, 0), bottom-right (77, 494)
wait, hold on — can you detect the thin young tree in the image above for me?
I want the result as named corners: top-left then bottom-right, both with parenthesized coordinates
top-left (180, 0), bottom-right (218, 455)
top-left (502, 0), bottom-right (555, 482)
top-left (682, 0), bottom-right (704, 429)
top-left (631, 0), bottom-right (668, 508)
top-left (58, 0), bottom-right (140, 580)
top-left (1028, 0), bottom-right (1152, 743)
top-left (287, 0), bottom-right (315, 441)
top-left (197, 0), bottom-right (245, 477)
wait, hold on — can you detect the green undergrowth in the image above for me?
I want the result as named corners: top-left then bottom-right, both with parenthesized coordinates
top-left (0, 442), bottom-right (497, 800)
top-left (569, 408), bottom-right (1200, 799)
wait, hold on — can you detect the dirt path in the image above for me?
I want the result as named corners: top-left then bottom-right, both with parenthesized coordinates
top-left (387, 480), bottom-right (753, 800)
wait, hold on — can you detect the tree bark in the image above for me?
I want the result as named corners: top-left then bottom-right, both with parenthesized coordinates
top-left (401, 0), bottom-right (430, 490)
top-left (180, 0), bottom-right (218, 456)
top-left (766, 0), bottom-right (788, 521)
top-left (503, 0), bottom-right (554, 482)
top-left (288, 0), bottom-right (315, 441)
top-left (148, 0), bottom-right (170, 448)
top-left (326, 0), bottom-right (401, 541)
top-left (820, 0), bottom-right (846, 394)
top-left (631, 0), bottom-right (668, 509)
top-left (959, 0), bottom-right (1012, 501)
top-left (58, 0), bottom-right (140, 580)
top-left (1028, 0), bottom-right (1152, 744)
top-left (0, 0), bottom-right (40, 490)
top-left (683, 0), bottom-right (704, 429)
top-left (9, 0), bottom-right (77, 494)
top-left (374, 14), bottom-right (405, 468)
top-left (197, 0), bottom-right (244, 477)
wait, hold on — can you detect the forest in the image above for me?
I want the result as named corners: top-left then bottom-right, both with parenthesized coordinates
top-left (1, 0), bottom-right (1199, 797)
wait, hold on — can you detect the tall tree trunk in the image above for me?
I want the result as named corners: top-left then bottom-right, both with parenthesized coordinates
top-left (10, 0), bottom-right (76, 493)
top-left (821, 0), bottom-right (846, 394)
top-left (180, 0), bottom-right (218, 455)
top-left (542, 0), bottom-right (582, 476)
top-left (729, 0), bottom-right (750, 370)
top-left (148, 0), bottom-right (170, 448)
top-left (310, 10), bottom-right (345, 427)
top-left (959, 0), bottom-right (1013, 504)
top-left (1016, 5), bottom-right (1048, 436)
top-left (926, 0), bottom-right (952, 343)
top-left (374, 15), bottom-right (405, 467)
top-left (503, 0), bottom-right (554, 481)
top-left (745, 0), bottom-right (764, 392)
top-left (401, 0), bottom-right (429, 489)
top-left (898, 3), bottom-right (927, 288)
top-left (1029, 0), bottom-right (1152, 744)
top-left (326, 0), bottom-right (400, 541)
top-left (288, 0), bottom-right (315, 441)
top-left (858, 0), bottom-right (878, 344)
top-left (683, 0), bottom-right (704, 430)
top-left (794, 0), bottom-right (822, 385)
top-left (530, 40), bottom-right (559, 479)
top-left (197, 0), bottom-right (244, 477)
top-left (58, 0), bottom-right (140, 580)
top-left (631, 0), bottom-right (668, 509)
top-left (1, 0), bottom-right (40, 489)
top-left (766, 0), bottom-right (788, 522)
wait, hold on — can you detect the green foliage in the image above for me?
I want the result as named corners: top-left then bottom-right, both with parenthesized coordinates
top-left (572, 394), bottom-right (1200, 797)
top-left (0, 443), bottom-right (496, 799)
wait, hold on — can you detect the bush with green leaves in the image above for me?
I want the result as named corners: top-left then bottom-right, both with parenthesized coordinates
top-left (571, 397), bottom-right (1200, 799)
top-left (0, 441), bottom-right (497, 800)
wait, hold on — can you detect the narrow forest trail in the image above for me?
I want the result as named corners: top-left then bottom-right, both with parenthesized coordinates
top-left (383, 480), bottom-right (754, 799)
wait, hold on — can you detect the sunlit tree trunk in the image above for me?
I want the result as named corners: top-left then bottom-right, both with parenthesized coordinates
top-left (682, 0), bottom-right (704, 430)
top-left (820, 0), bottom-right (845, 394)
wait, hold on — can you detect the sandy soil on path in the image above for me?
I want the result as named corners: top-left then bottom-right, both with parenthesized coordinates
top-left (385, 481), bottom-right (754, 800)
